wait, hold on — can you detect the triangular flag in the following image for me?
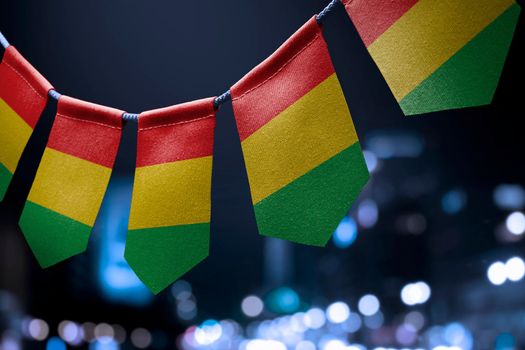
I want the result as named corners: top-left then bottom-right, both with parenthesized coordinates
top-left (125, 98), bottom-right (216, 294)
top-left (19, 96), bottom-right (123, 267)
top-left (0, 46), bottom-right (53, 199)
top-left (230, 17), bottom-right (369, 247)
top-left (342, 0), bottom-right (521, 115)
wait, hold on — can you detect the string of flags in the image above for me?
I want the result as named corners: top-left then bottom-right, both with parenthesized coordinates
top-left (0, 0), bottom-right (520, 294)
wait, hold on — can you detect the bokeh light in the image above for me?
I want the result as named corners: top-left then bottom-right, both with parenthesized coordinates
top-left (441, 189), bottom-right (467, 214)
top-left (130, 328), bottom-right (152, 349)
top-left (58, 320), bottom-right (81, 344)
top-left (357, 294), bottom-right (380, 316)
top-left (295, 340), bottom-right (316, 350)
top-left (246, 339), bottom-right (286, 350)
top-left (46, 337), bottom-right (66, 350)
top-left (395, 323), bottom-right (418, 346)
top-left (487, 261), bottom-right (507, 285)
top-left (505, 257), bottom-right (525, 282)
top-left (506, 212), bottom-right (525, 235)
top-left (493, 185), bottom-right (525, 210)
top-left (304, 308), bottom-right (326, 329)
top-left (242, 295), bottom-right (264, 318)
top-left (194, 320), bottom-right (222, 346)
top-left (342, 313), bottom-right (362, 333)
top-left (401, 282), bottom-right (431, 305)
top-left (363, 150), bottom-right (379, 173)
top-left (332, 217), bottom-right (358, 249)
top-left (326, 302), bottom-right (350, 324)
top-left (358, 200), bottom-right (379, 228)
top-left (28, 319), bottom-right (49, 341)
top-left (404, 311), bottom-right (425, 331)
top-left (266, 287), bottom-right (300, 314)
top-left (363, 311), bottom-right (384, 330)
top-left (322, 339), bottom-right (347, 350)
top-left (94, 323), bottom-right (114, 344)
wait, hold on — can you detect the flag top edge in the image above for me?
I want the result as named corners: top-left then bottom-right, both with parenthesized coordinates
top-left (0, 46), bottom-right (54, 99)
top-left (57, 95), bottom-right (124, 129)
top-left (231, 16), bottom-right (324, 98)
top-left (138, 97), bottom-right (216, 131)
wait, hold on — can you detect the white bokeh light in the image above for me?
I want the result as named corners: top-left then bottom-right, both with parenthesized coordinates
top-left (357, 294), bottom-right (380, 316)
top-left (326, 302), bottom-right (350, 324)
top-left (506, 212), bottom-right (525, 235)
top-left (58, 321), bottom-right (80, 344)
top-left (194, 320), bottom-right (222, 346)
top-left (506, 257), bottom-right (525, 282)
top-left (417, 282), bottom-right (431, 303)
top-left (247, 339), bottom-right (286, 350)
top-left (241, 295), bottom-right (264, 317)
top-left (28, 319), bottom-right (49, 341)
top-left (401, 282), bottom-right (431, 305)
top-left (304, 308), bottom-right (326, 329)
top-left (322, 339), bottom-right (347, 350)
top-left (295, 340), bottom-right (316, 350)
top-left (487, 261), bottom-right (507, 285)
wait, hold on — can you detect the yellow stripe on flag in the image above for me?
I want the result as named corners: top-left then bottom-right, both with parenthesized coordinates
top-left (28, 148), bottom-right (111, 226)
top-left (129, 156), bottom-right (213, 229)
top-left (0, 98), bottom-right (33, 173)
top-left (368, 0), bottom-right (514, 101)
top-left (242, 73), bottom-right (358, 204)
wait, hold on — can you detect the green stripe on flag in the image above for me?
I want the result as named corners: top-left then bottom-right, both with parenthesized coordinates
top-left (19, 201), bottom-right (92, 268)
top-left (125, 223), bottom-right (210, 294)
top-left (0, 163), bottom-right (12, 201)
top-left (400, 4), bottom-right (521, 115)
top-left (254, 142), bottom-right (369, 247)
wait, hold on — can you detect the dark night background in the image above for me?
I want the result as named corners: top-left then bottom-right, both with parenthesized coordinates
top-left (1, 0), bottom-right (524, 349)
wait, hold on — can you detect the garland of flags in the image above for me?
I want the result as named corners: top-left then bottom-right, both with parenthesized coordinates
top-left (0, 0), bottom-right (520, 294)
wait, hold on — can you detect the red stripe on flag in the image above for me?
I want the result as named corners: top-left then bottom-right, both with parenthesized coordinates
top-left (137, 98), bottom-right (216, 167)
top-left (0, 46), bottom-right (53, 128)
top-left (342, 0), bottom-right (418, 47)
top-left (231, 17), bottom-right (335, 142)
top-left (46, 96), bottom-right (123, 168)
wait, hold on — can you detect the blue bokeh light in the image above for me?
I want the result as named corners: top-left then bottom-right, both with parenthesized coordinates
top-left (89, 340), bottom-right (119, 350)
top-left (266, 287), bottom-right (300, 314)
top-left (332, 217), bottom-right (358, 249)
top-left (495, 333), bottom-right (516, 350)
top-left (441, 189), bottom-right (467, 214)
top-left (494, 184), bottom-right (525, 210)
top-left (46, 337), bottom-right (66, 350)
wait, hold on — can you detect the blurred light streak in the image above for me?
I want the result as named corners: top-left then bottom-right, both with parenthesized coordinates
top-left (366, 132), bottom-right (424, 159)
top-left (95, 178), bottom-right (152, 306)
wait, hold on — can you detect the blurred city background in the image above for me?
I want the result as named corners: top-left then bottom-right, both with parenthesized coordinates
top-left (0, 0), bottom-right (524, 349)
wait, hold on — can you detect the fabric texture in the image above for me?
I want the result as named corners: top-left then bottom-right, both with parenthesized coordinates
top-left (0, 46), bottom-right (53, 200)
top-left (231, 17), bottom-right (369, 247)
top-left (342, 0), bottom-right (521, 115)
top-left (19, 96), bottom-right (123, 268)
top-left (126, 98), bottom-right (216, 294)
